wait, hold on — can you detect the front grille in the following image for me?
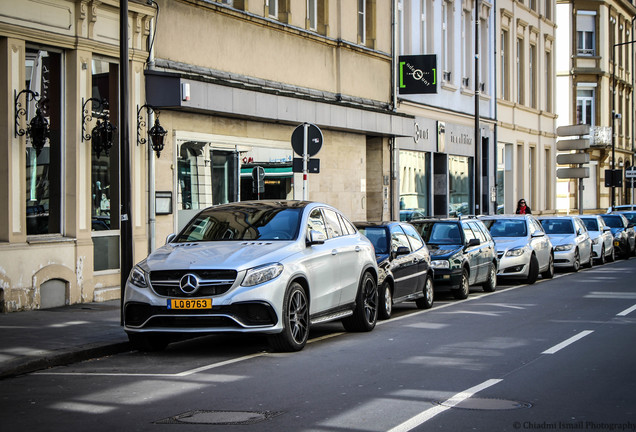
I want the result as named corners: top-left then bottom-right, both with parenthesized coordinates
top-left (124, 302), bottom-right (277, 329)
top-left (150, 270), bottom-right (237, 297)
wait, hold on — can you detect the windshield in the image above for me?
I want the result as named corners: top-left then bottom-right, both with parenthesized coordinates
top-left (415, 222), bottom-right (462, 245)
top-left (358, 227), bottom-right (389, 254)
top-left (175, 206), bottom-right (302, 241)
top-left (621, 213), bottom-right (636, 224)
top-left (482, 219), bottom-right (528, 237)
top-left (601, 215), bottom-right (623, 228)
top-left (581, 218), bottom-right (599, 231)
top-left (541, 219), bottom-right (574, 234)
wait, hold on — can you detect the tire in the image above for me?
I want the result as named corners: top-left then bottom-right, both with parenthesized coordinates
top-left (453, 268), bottom-right (470, 300)
top-left (415, 274), bottom-right (434, 309)
top-left (571, 248), bottom-right (580, 272)
top-left (342, 272), bottom-right (378, 332)
top-left (269, 282), bottom-right (309, 352)
top-left (378, 281), bottom-right (393, 320)
top-left (584, 248), bottom-right (594, 268)
top-left (128, 333), bottom-right (169, 352)
top-left (608, 245), bottom-right (615, 262)
top-left (481, 261), bottom-right (497, 293)
top-left (597, 246), bottom-right (606, 265)
top-left (526, 254), bottom-right (539, 284)
top-left (541, 254), bottom-right (555, 279)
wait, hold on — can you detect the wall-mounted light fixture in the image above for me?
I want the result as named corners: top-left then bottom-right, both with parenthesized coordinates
top-left (82, 97), bottom-right (117, 158)
top-left (137, 104), bottom-right (168, 158)
top-left (15, 89), bottom-right (50, 156)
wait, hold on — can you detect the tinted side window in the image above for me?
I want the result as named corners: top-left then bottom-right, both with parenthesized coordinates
top-left (338, 214), bottom-right (357, 235)
top-left (390, 226), bottom-right (412, 252)
top-left (467, 221), bottom-right (487, 242)
top-left (463, 223), bottom-right (476, 242)
top-left (323, 209), bottom-right (343, 238)
top-left (307, 208), bottom-right (328, 238)
top-left (401, 224), bottom-right (424, 250)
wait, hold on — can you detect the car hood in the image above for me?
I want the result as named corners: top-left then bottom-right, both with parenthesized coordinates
top-left (609, 227), bottom-right (625, 237)
top-left (427, 244), bottom-right (462, 259)
top-left (490, 236), bottom-right (528, 251)
top-left (143, 241), bottom-right (299, 271)
top-left (546, 234), bottom-right (575, 246)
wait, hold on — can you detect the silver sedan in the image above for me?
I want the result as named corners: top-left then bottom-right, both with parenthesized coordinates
top-left (124, 201), bottom-right (379, 352)
top-left (480, 215), bottom-right (554, 284)
top-left (579, 215), bottom-right (615, 264)
top-left (538, 216), bottom-right (593, 272)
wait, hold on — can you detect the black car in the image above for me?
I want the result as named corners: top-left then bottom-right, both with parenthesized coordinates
top-left (355, 221), bottom-right (434, 319)
top-left (410, 217), bottom-right (498, 299)
top-left (600, 213), bottom-right (636, 258)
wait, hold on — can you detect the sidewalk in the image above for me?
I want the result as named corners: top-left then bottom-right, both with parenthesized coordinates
top-left (0, 299), bottom-right (131, 380)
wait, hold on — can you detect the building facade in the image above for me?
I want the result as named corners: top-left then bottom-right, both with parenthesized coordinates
top-left (496, 0), bottom-right (558, 215)
top-left (0, 0), bottom-right (156, 312)
top-left (395, 0), bottom-right (498, 218)
top-left (556, 0), bottom-right (635, 212)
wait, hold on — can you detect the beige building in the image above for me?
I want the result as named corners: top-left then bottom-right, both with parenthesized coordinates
top-left (496, 0), bottom-right (558, 214)
top-left (556, 0), bottom-right (635, 212)
top-left (0, 0), bottom-right (412, 312)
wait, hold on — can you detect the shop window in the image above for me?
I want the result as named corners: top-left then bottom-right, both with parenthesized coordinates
top-left (448, 155), bottom-right (471, 216)
top-left (25, 48), bottom-right (62, 236)
top-left (399, 150), bottom-right (430, 215)
top-left (90, 58), bottom-right (120, 271)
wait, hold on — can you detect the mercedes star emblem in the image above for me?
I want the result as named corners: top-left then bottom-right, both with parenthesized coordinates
top-left (179, 273), bottom-right (200, 294)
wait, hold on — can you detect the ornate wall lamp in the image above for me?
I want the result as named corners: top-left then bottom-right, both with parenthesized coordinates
top-left (82, 97), bottom-right (117, 158)
top-left (15, 89), bottom-right (50, 156)
top-left (137, 104), bottom-right (167, 158)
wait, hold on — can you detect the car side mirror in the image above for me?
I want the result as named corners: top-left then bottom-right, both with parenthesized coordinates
top-left (393, 246), bottom-right (410, 258)
top-left (307, 230), bottom-right (326, 245)
top-left (166, 233), bottom-right (176, 244)
top-left (467, 238), bottom-right (480, 247)
top-left (603, 226), bottom-right (611, 232)
top-left (531, 231), bottom-right (545, 238)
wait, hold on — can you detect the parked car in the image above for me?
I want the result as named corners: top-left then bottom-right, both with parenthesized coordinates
top-left (611, 205), bottom-right (636, 211)
top-left (400, 209), bottom-right (427, 222)
top-left (355, 221), bottom-right (434, 319)
top-left (480, 214), bottom-right (554, 284)
top-left (599, 213), bottom-right (636, 258)
top-left (615, 210), bottom-right (636, 227)
top-left (538, 216), bottom-right (593, 272)
top-left (123, 200), bottom-right (379, 352)
top-left (579, 215), bottom-right (615, 264)
top-left (410, 217), bottom-right (498, 299)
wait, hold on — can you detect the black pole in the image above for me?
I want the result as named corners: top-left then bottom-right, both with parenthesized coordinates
top-left (612, 42), bottom-right (616, 210)
top-left (474, 0), bottom-right (481, 215)
top-left (120, 0), bottom-right (133, 324)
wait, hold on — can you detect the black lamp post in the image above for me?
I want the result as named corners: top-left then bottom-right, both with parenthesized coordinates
top-left (14, 89), bottom-right (51, 156)
top-left (82, 97), bottom-right (117, 158)
top-left (137, 104), bottom-right (167, 158)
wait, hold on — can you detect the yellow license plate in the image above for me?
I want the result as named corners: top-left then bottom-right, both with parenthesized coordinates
top-left (614, 240), bottom-right (620, 247)
top-left (168, 298), bottom-right (212, 310)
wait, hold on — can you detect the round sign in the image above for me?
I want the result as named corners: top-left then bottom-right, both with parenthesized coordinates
top-left (291, 123), bottom-right (323, 157)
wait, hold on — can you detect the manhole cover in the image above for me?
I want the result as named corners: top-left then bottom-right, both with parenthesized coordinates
top-left (155, 410), bottom-right (283, 425)
top-left (435, 398), bottom-right (532, 411)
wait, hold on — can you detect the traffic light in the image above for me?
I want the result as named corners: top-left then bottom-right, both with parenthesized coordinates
top-left (252, 166), bottom-right (265, 195)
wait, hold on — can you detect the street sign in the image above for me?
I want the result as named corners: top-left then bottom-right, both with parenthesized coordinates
top-left (556, 139), bottom-right (590, 151)
top-left (291, 123), bottom-right (323, 157)
top-left (556, 153), bottom-right (590, 165)
top-left (556, 124), bottom-right (590, 137)
top-left (626, 167), bottom-right (636, 179)
top-left (556, 167), bottom-right (589, 179)
top-left (605, 169), bottom-right (623, 187)
top-left (293, 158), bottom-right (320, 173)
top-left (398, 55), bottom-right (437, 94)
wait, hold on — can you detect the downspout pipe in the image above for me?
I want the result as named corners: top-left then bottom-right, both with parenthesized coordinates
top-left (474, 0), bottom-right (481, 215)
top-left (147, 3), bottom-right (157, 253)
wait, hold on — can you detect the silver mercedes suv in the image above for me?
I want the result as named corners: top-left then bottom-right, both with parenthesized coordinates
top-left (124, 201), bottom-right (379, 352)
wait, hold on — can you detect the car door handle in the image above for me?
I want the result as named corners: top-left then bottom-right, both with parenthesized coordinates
top-left (331, 249), bottom-right (338, 255)
top-left (355, 246), bottom-right (361, 252)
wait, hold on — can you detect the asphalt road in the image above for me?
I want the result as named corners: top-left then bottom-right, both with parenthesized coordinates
top-left (2, 259), bottom-right (636, 432)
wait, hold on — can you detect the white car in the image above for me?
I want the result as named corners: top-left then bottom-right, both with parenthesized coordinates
top-left (579, 215), bottom-right (615, 264)
top-left (538, 216), bottom-right (593, 272)
top-left (124, 201), bottom-right (379, 352)
top-left (480, 215), bottom-right (554, 284)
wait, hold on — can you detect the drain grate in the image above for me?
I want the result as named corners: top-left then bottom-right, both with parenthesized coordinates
top-left (155, 410), bottom-right (283, 425)
top-left (435, 398), bottom-right (532, 411)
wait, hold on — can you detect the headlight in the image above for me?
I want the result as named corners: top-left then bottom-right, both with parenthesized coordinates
top-left (431, 260), bottom-right (450, 269)
top-left (505, 248), bottom-right (525, 257)
top-left (242, 263), bottom-right (284, 287)
top-left (129, 265), bottom-right (148, 288)
top-left (555, 244), bottom-right (574, 251)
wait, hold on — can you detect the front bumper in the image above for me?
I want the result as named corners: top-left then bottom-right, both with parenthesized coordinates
top-left (554, 248), bottom-right (577, 267)
top-left (123, 273), bottom-right (286, 335)
top-left (496, 251), bottom-right (530, 278)
top-left (431, 267), bottom-right (463, 290)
